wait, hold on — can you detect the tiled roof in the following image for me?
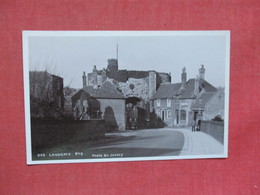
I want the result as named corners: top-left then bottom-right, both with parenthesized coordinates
top-left (180, 78), bottom-right (217, 99)
top-left (198, 79), bottom-right (217, 92)
top-left (152, 78), bottom-right (217, 100)
top-left (179, 79), bottom-right (196, 99)
top-left (191, 92), bottom-right (216, 109)
top-left (151, 83), bottom-right (182, 99)
top-left (83, 81), bottom-right (125, 99)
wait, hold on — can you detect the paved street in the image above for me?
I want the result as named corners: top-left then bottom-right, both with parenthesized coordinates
top-left (89, 128), bottom-right (185, 157)
top-left (33, 127), bottom-right (224, 160)
top-left (85, 127), bottom-right (224, 158)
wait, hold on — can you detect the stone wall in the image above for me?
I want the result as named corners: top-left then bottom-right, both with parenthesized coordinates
top-left (148, 71), bottom-right (157, 99)
top-left (107, 77), bottom-right (150, 102)
top-left (200, 120), bottom-right (224, 144)
top-left (107, 71), bottom-right (162, 103)
top-left (158, 72), bottom-right (171, 83)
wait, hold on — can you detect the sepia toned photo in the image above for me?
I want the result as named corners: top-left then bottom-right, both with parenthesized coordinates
top-left (23, 31), bottom-right (230, 164)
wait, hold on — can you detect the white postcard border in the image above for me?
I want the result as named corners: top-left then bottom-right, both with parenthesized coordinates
top-left (23, 30), bottom-right (230, 165)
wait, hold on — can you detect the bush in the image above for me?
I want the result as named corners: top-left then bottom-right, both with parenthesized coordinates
top-left (149, 111), bottom-right (166, 128)
top-left (212, 115), bottom-right (223, 122)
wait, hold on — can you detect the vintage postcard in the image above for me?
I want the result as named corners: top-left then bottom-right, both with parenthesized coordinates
top-left (23, 31), bottom-right (230, 164)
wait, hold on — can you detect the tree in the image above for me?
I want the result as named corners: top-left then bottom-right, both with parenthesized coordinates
top-left (30, 71), bottom-right (64, 119)
top-left (212, 114), bottom-right (223, 122)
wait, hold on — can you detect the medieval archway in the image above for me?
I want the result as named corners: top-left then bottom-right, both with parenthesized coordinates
top-left (125, 96), bottom-right (149, 130)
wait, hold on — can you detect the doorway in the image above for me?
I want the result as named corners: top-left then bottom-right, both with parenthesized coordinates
top-left (161, 110), bottom-right (165, 121)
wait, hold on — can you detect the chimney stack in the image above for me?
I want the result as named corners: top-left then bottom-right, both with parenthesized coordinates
top-left (93, 65), bottom-right (98, 89)
top-left (194, 75), bottom-right (200, 96)
top-left (199, 65), bottom-right (205, 80)
top-left (181, 67), bottom-right (187, 89)
top-left (82, 71), bottom-right (86, 88)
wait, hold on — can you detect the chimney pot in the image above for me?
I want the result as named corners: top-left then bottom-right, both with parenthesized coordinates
top-left (181, 67), bottom-right (187, 89)
top-left (82, 71), bottom-right (87, 88)
top-left (199, 65), bottom-right (205, 80)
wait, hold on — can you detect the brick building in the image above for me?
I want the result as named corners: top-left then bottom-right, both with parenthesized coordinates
top-left (151, 83), bottom-right (181, 126)
top-left (152, 65), bottom-right (224, 127)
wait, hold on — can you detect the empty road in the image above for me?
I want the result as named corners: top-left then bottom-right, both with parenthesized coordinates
top-left (88, 128), bottom-right (185, 158)
top-left (33, 127), bottom-right (224, 161)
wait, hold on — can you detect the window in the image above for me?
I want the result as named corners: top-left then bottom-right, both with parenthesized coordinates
top-left (157, 99), bottom-right (161, 106)
top-left (129, 84), bottom-right (135, 90)
top-left (180, 110), bottom-right (186, 120)
top-left (167, 98), bottom-right (171, 107)
top-left (151, 100), bottom-right (154, 107)
top-left (157, 110), bottom-right (160, 117)
top-left (167, 110), bottom-right (171, 119)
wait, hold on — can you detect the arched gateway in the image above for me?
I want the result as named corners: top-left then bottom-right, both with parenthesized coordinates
top-left (79, 59), bottom-right (171, 130)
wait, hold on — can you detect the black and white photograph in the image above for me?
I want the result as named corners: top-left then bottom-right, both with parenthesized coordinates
top-left (23, 31), bottom-right (230, 164)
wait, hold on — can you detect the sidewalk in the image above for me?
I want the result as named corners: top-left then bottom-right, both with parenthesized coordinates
top-left (172, 127), bottom-right (224, 156)
top-left (105, 127), bottom-right (224, 156)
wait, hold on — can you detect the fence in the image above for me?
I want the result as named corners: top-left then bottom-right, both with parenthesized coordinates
top-left (31, 119), bottom-right (105, 153)
top-left (200, 120), bottom-right (224, 144)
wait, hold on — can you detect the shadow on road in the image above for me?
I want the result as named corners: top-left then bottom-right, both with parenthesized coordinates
top-left (32, 129), bottom-right (185, 161)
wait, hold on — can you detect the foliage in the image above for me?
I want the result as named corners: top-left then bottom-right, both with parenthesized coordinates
top-left (30, 71), bottom-right (64, 119)
top-left (212, 114), bottom-right (224, 122)
top-left (149, 110), bottom-right (166, 128)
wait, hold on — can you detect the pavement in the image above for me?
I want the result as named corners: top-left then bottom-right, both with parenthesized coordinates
top-left (98, 127), bottom-right (224, 156)
top-left (105, 127), bottom-right (224, 156)
top-left (172, 127), bottom-right (224, 156)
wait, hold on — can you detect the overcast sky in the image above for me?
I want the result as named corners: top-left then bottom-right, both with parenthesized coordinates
top-left (28, 32), bottom-right (229, 89)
